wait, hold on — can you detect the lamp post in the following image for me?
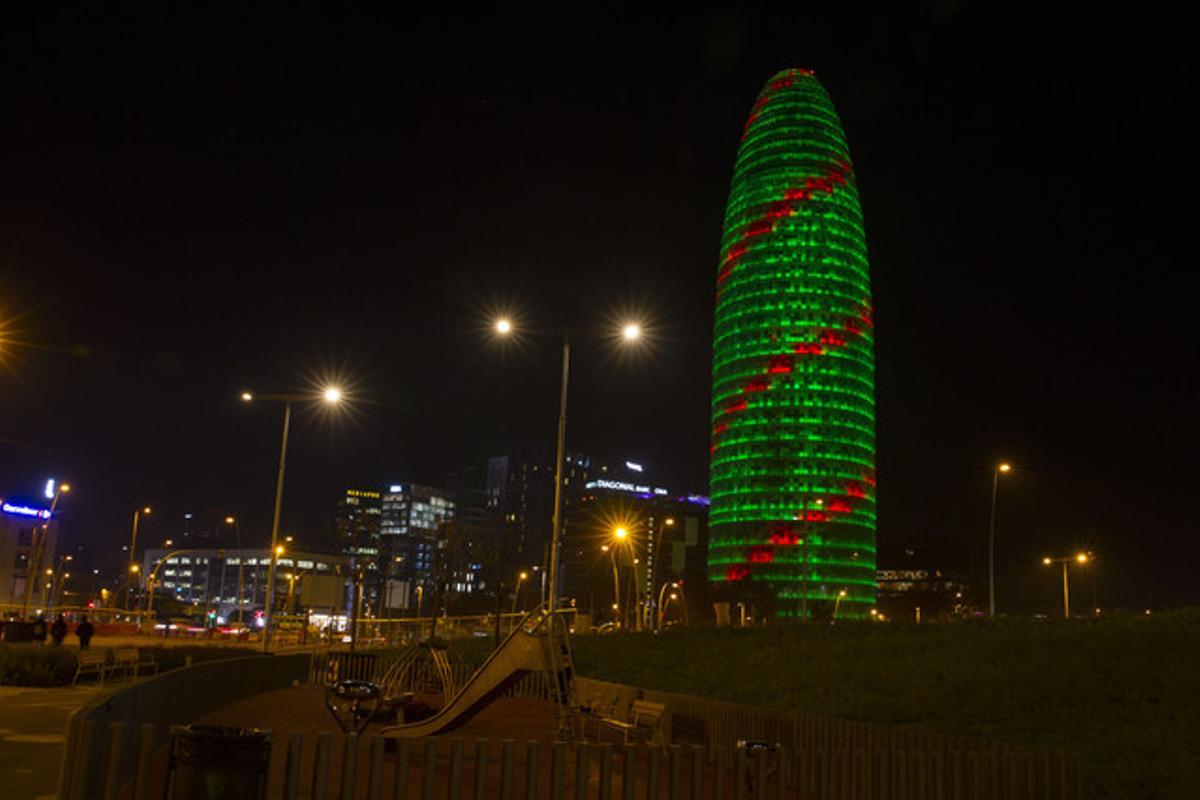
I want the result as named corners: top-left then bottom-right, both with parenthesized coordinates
top-left (223, 516), bottom-right (245, 626)
top-left (241, 386), bottom-right (342, 653)
top-left (832, 589), bottom-right (847, 624)
top-left (1042, 552), bottom-right (1090, 619)
top-left (511, 570), bottom-right (530, 615)
top-left (125, 505), bottom-right (152, 611)
top-left (492, 316), bottom-right (643, 615)
top-left (988, 462), bottom-right (1012, 616)
top-left (648, 517), bottom-right (675, 631)
top-left (51, 554), bottom-right (74, 608)
top-left (23, 481), bottom-right (71, 617)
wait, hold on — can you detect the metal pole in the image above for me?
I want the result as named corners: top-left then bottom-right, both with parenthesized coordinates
top-left (547, 333), bottom-right (570, 615)
top-left (263, 400), bottom-right (292, 653)
top-left (126, 509), bottom-right (141, 611)
top-left (988, 469), bottom-right (1000, 617)
top-left (234, 521), bottom-right (244, 626)
top-left (610, 550), bottom-right (621, 626)
top-left (1061, 561), bottom-right (1070, 619)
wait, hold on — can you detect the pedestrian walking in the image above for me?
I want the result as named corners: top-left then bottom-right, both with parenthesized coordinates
top-left (50, 614), bottom-right (68, 645)
top-left (32, 614), bottom-right (48, 644)
top-left (75, 615), bottom-right (95, 649)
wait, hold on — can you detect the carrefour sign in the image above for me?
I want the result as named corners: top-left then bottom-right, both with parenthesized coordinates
top-left (2, 502), bottom-right (51, 519)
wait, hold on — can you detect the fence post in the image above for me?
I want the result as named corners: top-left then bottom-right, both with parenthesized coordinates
top-left (101, 722), bottom-right (128, 800)
top-left (394, 739), bottom-right (411, 800)
top-left (283, 732), bottom-right (303, 800)
top-left (367, 735), bottom-right (386, 800)
top-left (422, 737), bottom-right (438, 800)
top-left (712, 746), bottom-right (726, 800)
top-left (550, 742), bottom-right (567, 800)
top-left (648, 744), bottom-right (661, 800)
top-left (313, 731), bottom-right (332, 800)
top-left (448, 738), bottom-right (465, 800)
top-left (526, 741), bottom-right (542, 800)
top-left (690, 746), bottom-right (703, 800)
top-left (501, 740), bottom-right (516, 800)
top-left (133, 723), bottom-right (158, 800)
top-left (72, 720), bottom-right (100, 800)
top-left (475, 739), bottom-right (490, 800)
top-left (575, 741), bottom-right (590, 800)
top-left (668, 745), bottom-right (683, 800)
top-left (775, 745), bottom-right (788, 800)
top-left (622, 744), bottom-right (636, 800)
top-left (599, 743), bottom-right (613, 800)
top-left (341, 733), bottom-right (360, 800)
top-left (734, 744), bottom-right (746, 800)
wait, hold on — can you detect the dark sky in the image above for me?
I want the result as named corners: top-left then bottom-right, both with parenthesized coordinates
top-left (2, 6), bottom-right (1196, 609)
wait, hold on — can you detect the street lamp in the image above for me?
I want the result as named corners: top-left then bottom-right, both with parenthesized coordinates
top-left (223, 516), bottom-right (245, 625)
top-left (512, 570), bottom-right (530, 615)
top-left (1042, 552), bottom-right (1090, 618)
top-left (988, 462), bottom-right (1012, 616)
top-left (23, 481), bottom-right (71, 617)
top-left (832, 589), bottom-right (848, 624)
top-left (492, 316), bottom-right (644, 615)
top-left (241, 386), bottom-right (343, 652)
top-left (648, 517), bottom-right (675, 631)
top-left (126, 506), bottom-right (152, 611)
top-left (609, 528), bottom-right (628, 627)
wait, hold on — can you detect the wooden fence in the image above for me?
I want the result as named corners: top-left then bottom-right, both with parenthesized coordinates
top-left (70, 729), bottom-right (1083, 799)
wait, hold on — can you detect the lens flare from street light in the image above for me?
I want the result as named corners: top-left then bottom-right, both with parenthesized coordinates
top-left (614, 526), bottom-right (629, 540)
top-left (622, 323), bottom-right (641, 341)
top-left (241, 391), bottom-right (253, 402)
top-left (60, 483), bottom-right (71, 493)
top-left (1042, 557), bottom-right (1052, 565)
top-left (1076, 553), bottom-right (1089, 563)
top-left (495, 318), bottom-right (513, 335)
top-left (322, 387), bottom-right (342, 404)
top-left (275, 545), bottom-right (285, 556)
top-left (143, 507), bottom-right (152, 515)
top-left (224, 516), bottom-right (235, 524)
top-left (998, 463), bottom-right (1012, 473)
top-left (665, 518), bottom-right (675, 526)
top-left (519, 571), bottom-right (529, 581)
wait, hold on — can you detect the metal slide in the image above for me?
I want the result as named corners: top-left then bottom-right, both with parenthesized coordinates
top-left (379, 607), bottom-right (574, 738)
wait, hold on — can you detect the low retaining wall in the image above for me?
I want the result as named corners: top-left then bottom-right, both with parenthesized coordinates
top-left (56, 652), bottom-right (309, 799)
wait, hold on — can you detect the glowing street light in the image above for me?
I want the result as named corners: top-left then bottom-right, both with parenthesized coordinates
top-left (1042, 552), bottom-right (1091, 618)
top-left (125, 506), bottom-right (152, 611)
top-left (239, 386), bottom-right (344, 651)
top-left (490, 317), bottom-right (646, 614)
top-left (223, 515), bottom-right (245, 625)
top-left (832, 589), bottom-right (848, 624)
top-left (988, 462), bottom-right (1013, 616)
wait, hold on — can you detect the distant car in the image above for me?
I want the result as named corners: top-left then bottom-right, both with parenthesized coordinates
top-left (596, 622), bottom-right (619, 635)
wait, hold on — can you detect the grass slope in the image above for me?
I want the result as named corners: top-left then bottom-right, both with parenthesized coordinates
top-left (560, 611), bottom-right (1199, 799)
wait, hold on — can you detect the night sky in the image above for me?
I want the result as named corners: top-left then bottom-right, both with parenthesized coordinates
top-left (2, 7), bottom-right (1196, 609)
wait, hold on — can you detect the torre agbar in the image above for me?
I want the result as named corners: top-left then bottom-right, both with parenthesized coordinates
top-left (708, 69), bottom-right (876, 619)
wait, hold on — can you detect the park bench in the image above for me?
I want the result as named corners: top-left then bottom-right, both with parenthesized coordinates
top-left (73, 650), bottom-right (108, 686)
top-left (111, 647), bottom-right (157, 680)
top-left (593, 699), bottom-right (668, 747)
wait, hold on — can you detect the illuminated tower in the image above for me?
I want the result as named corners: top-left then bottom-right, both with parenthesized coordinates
top-left (708, 69), bottom-right (875, 619)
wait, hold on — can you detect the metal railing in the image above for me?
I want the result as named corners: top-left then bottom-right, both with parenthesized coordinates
top-left (62, 730), bottom-right (1083, 799)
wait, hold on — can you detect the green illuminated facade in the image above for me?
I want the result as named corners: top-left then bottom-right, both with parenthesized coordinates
top-left (708, 69), bottom-right (875, 619)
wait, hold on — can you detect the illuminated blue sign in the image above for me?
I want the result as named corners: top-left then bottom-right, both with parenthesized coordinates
top-left (2, 502), bottom-right (51, 519)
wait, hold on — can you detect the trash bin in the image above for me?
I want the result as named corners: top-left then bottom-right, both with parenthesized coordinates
top-left (167, 725), bottom-right (271, 800)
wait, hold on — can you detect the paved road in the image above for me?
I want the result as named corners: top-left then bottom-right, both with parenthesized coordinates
top-left (0, 684), bottom-right (107, 799)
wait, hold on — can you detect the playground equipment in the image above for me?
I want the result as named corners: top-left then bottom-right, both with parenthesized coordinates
top-left (374, 640), bottom-right (462, 720)
top-left (379, 605), bottom-right (578, 740)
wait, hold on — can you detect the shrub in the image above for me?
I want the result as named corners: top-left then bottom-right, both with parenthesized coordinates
top-left (0, 644), bottom-right (78, 686)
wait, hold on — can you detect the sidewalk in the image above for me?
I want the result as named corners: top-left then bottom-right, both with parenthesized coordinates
top-left (0, 684), bottom-right (108, 800)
